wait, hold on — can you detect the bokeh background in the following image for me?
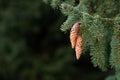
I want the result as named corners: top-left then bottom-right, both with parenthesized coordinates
top-left (0, 0), bottom-right (114, 80)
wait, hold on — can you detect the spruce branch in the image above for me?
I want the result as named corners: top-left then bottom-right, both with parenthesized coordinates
top-left (43, 0), bottom-right (52, 4)
top-left (90, 36), bottom-right (108, 71)
top-left (60, 15), bottom-right (80, 32)
top-left (110, 24), bottom-right (120, 71)
top-left (89, 20), bottom-right (108, 71)
top-left (60, 3), bottom-right (120, 24)
top-left (51, 0), bottom-right (62, 8)
top-left (60, 3), bottom-right (80, 16)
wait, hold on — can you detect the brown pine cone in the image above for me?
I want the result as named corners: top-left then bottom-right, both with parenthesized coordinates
top-left (70, 22), bottom-right (81, 48)
top-left (75, 35), bottom-right (82, 60)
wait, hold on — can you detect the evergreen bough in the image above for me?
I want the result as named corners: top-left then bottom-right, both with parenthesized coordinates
top-left (43, 0), bottom-right (120, 80)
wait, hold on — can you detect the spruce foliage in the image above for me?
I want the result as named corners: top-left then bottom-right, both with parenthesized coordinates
top-left (44, 0), bottom-right (120, 80)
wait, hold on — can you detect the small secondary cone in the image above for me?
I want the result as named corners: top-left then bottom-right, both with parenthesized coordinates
top-left (75, 35), bottom-right (82, 60)
top-left (70, 22), bottom-right (81, 48)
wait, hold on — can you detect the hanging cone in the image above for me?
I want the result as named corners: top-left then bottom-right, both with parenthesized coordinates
top-left (70, 22), bottom-right (81, 48)
top-left (75, 35), bottom-right (82, 60)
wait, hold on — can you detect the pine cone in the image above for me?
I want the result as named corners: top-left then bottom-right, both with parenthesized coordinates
top-left (75, 35), bottom-right (82, 60)
top-left (70, 22), bottom-right (81, 48)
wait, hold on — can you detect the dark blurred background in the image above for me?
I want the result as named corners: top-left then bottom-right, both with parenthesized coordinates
top-left (0, 0), bottom-right (113, 80)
